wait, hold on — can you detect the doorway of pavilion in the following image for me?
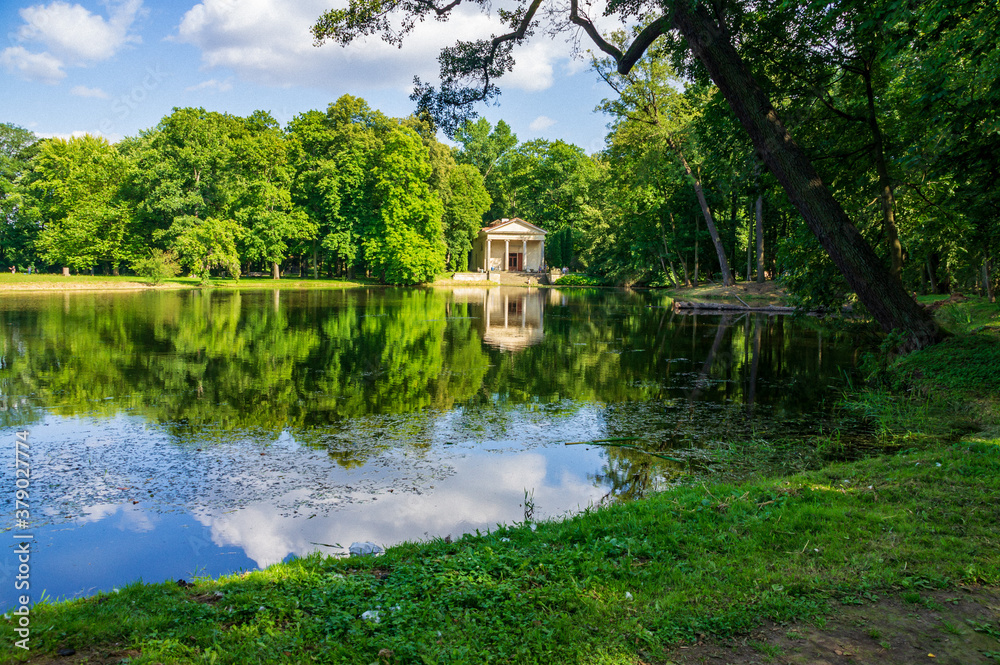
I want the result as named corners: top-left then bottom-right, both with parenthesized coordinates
top-left (508, 253), bottom-right (523, 271)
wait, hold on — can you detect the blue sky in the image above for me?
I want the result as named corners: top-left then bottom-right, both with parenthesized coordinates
top-left (1, 0), bottom-right (617, 153)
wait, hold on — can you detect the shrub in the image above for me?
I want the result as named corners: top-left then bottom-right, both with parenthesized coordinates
top-left (133, 249), bottom-right (181, 285)
top-left (553, 273), bottom-right (609, 287)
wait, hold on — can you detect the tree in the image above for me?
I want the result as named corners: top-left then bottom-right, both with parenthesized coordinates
top-left (128, 108), bottom-right (247, 257)
top-left (0, 123), bottom-right (40, 267)
top-left (312, 0), bottom-right (943, 350)
top-left (595, 47), bottom-right (733, 285)
top-left (287, 109), bottom-right (355, 277)
top-left (232, 112), bottom-right (315, 279)
top-left (133, 249), bottom-right (181, 284)
top-left (170, 215), bottom-right (242, 282)
top-left (454, 118), bottom-right (520, 222)
top-left (21, 135), bottom-right (138, 273)
top-left (363, 123), bottom-right (446, 283)
top-left (289, 96), bottom-right (448, 284)
top-left (441, 163), bottom-right (491, 270)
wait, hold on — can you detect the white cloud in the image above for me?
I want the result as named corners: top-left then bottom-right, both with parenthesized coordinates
top-left (529, 115), bottom-right (556, 131)
top-left (0, 45), bottom-right (65, 83)
top-left (18, 0), bottom-right (144, 62)
top-left (185, 78), bottom-right (234, 93)
top-left (36, 129), bottom-right (96, 140)
top-left (2, 0), bottom-right (144, 83)
top-left (71, 84), bottom-right (110, 98)
top-left (504, 41), bottom-right (556, 92)
top-left (174, 0), bottom-right (573, 95)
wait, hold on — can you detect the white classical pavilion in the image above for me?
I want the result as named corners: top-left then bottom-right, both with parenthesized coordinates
top-left (469, 218), bottom-right (547, 272)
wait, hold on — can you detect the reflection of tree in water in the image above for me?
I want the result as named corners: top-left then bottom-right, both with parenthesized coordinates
top-left (592, 444), bottom-right (686, 503)
top-left (0, 289), bottom-right (856, 469)
top-left (0, 290), bottom-right (489, 440)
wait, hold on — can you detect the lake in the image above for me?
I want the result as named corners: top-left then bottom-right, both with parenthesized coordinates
top-left (0, 286), bottom-right (855, 610)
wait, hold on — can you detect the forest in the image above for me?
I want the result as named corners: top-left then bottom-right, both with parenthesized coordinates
top-left (1, 0), bottom-right (997, 313)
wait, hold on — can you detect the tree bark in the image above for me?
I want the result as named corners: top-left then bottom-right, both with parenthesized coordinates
top-left (693, 224), bottom-right (699, 286)
top-left (272, 261), bottom-right (280, 280)
top-left (669, 3), bottom-right (941, 350)
top-left (755, 194), bottom-right (765, 283)
top-left (667, 137), bottom-right (732, 285)
top-left (862, 67), bottom-right (903, 281)
top-left (678, 253), bottom-right (690, 286)
top-left (985, 258), bottom-right (995, 303)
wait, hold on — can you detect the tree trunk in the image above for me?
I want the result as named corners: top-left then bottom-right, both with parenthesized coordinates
top-left (985, 258), bottom-right (995, 303)
top-left (272, 261), bottom-right (280, 280)
top-left (756, 194), bottom-right (765, 284)
top-left (667, 255), bottom-right (680, 287)
top-left (927, 252), bottom-right (946, 293)
top-left (668, 136), bottom-right (732, 285)
top-left (678, 253), bottom-right (690, 286)
top-left (693, 218), bottom-right (699, 286)
top-left (862, 67), bottom-right (903, 281)
top-left (669, 3), bottom-right (941, 350)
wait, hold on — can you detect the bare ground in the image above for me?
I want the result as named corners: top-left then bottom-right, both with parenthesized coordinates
top-left (662, 587), bottom-right (1000, 665)
top-left (0, 280), bottom-right (185, 292)
top-left (666, 281), bottom-right (788, 303)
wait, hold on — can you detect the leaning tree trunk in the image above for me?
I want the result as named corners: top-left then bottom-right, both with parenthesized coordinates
top-left (670, 3), bottom-right (942, 350)
top-left (666, 135), bottom-right (733, 285)
top-left (272, 261), bottom-right (281, 280)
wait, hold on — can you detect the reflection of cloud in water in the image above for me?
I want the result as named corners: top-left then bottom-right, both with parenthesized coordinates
top-left (6, 406), bottom-right (609, 575)
top-left (77, 503), bottom-right (121, 524)
top-left (74, 503), bottom-right (158, 533)
top-left (198, 450), bottom-right (604, 568)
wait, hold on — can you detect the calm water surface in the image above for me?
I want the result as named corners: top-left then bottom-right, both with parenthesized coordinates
top-left (0, 287), bottom-right (855, 609)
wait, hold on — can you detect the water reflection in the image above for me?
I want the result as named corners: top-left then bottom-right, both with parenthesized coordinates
top-left (481, 287), bottom-right (546, 351)
top-left (0, 288), bottom-right (857, 608)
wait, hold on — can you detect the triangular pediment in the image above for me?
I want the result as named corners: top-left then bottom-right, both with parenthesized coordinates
top-left (481, 218), bottom-right (547, 235)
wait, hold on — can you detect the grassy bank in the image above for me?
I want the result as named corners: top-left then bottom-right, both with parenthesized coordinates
top-left (0, 274), bottom-right (365, 292)
top-left (3, 305), bottom-right (999, 664)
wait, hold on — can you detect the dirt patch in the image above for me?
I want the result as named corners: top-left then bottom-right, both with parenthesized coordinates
top-left (667, 281), bottom-right (787, 303)
top-left (662, 587), bottom-right (1000, 665)
top-left (0, 280), bottom-right (186, 292)
top-left (924, 293), bottom-right (970, 312)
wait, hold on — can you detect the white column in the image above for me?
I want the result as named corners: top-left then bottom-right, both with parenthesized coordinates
top-left (486, 238), bottom-right (491, 271)
top-left (540, 239), bottom-right (545, 270)
top-left (522, 239), bottom-right (527, 271)
top-left (504, 239), bottom-right (510, 271)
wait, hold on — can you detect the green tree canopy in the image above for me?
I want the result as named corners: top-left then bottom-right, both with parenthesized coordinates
top-left (22, 135), bottom-right (137, 272)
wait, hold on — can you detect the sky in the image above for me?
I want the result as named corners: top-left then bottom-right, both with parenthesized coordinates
top-left (0, 0), bottom-right (619, 153)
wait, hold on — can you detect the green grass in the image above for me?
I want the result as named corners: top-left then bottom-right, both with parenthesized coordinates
top-left (0, 273), bottom-right (367, 290)
top-left (4, 427), bottom-right (997, 663)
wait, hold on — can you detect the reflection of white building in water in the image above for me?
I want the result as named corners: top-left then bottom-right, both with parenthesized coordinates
top-left (452, 286), bottom-right (557, 351)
